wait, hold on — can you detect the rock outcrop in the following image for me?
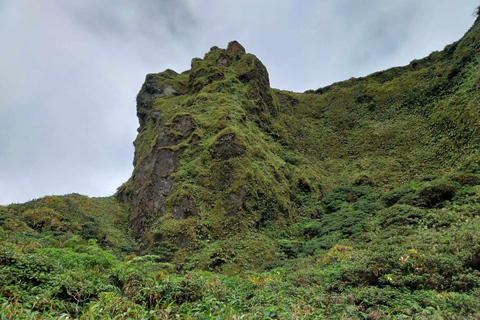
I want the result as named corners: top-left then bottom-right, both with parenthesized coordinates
top-left (118, 20), bottom-right (480, 259)
top-left (128, 114), bottom-right (196, 238)
top-left (117, 41), bottom-right (322, 247)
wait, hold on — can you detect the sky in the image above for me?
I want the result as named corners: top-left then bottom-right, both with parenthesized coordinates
top-left (0, 0), bottom-right (478, 205)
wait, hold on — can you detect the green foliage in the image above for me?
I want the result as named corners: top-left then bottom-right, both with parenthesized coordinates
top-left (300, 186), bottom-right (381, 254)
top-left (3, 14), bottom-right (480, 319)
top-left (120, 12), bottom-right (480, 270)
top-left (379, 204), bottom-right (424, 227)
top-left (1, 194), bottom-right (136, 255)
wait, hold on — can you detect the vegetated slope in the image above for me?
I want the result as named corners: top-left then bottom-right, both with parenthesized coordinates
top-left (0, 194), bottom-right (136, 254)
top-left (116, 41), bottom-right (324, 258)
top-left (287, 17), bottom-right (480, 190)
top-left (1, 13), bottom-right (480, 320)
top-left (117, 15), bottom-right (480, 262)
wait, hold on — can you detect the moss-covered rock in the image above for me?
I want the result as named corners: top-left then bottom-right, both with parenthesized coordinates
top-left (118, 15), bottom-right (480, 258)
top-left (121, 41), bottom-right (323, 252)
top-left (119, 20), bottom-right (480, 257)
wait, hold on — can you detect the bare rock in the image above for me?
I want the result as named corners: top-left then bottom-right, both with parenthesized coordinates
top-left (136, 72), bottom-right (180, 127)
top-left (217, 56), bottom-right (230, 67)
top-left (129, 114), bottom-right (197, 238)
top-left (368, 310), bottom-right (385, 320)
top-left (209, 133), bottom-right (246, 160)
top-left (227, 40), bottom-right (246, 54)
top-left (227, 188), bottom-right (247, 216)
top-left (172, 197), bottom-right (196, 220)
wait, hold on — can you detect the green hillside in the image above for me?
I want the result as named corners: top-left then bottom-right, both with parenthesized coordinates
top-left (1, 13), bottom-right (480, 320)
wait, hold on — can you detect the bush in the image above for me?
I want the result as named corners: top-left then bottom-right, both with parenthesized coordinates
top-left (382, 184), bottom-right (415, 207)
top-left (379, 205), bottom-right (424, 228)
top-left (322, 186), bottom-right (377, 213)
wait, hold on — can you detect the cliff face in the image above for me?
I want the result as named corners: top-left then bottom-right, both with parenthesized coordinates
top-left (117, 41), bottom-right (323, 247)
top-left (119, 17), bottom-right (480, 258)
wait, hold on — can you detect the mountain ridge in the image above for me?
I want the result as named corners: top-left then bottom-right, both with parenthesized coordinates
top-left (1, 13), bottom-right (480, 319)
top-left (115, 15), bottom-right (480, 255)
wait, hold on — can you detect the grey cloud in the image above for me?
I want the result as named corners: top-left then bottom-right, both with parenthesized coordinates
top-left (61, 0), bottom-right (197, 41)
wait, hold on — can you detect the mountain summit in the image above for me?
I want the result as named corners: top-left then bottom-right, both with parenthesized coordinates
top-left (117, 40), bottom-right (323, 247)
top-left (118, 17), bottom-right (479, 258)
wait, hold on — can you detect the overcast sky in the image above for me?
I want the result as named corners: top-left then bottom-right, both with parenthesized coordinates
top-left (0, 0), bottom-right (478, 205)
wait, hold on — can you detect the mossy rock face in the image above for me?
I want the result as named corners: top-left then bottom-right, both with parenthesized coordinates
top-left (136, 70), bottom-right (181, 127)
top-left (127, 114), bottom-right (197, 239)
top-left (120, 18), bottom-right (480, 258)
top-left (226, 40), bottom-right (245, 55)
top-left (121, 41), bottom-right (323, 248)
top-left (209, 132), bottom-right (246, 160)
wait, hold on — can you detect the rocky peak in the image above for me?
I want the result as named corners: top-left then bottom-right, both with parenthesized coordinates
top-left (117, 41), bottom-right (313, 246)
top-left (135, 41), bottom-right (277, 133)
top-left (227, 40), bottom-right (246, 54)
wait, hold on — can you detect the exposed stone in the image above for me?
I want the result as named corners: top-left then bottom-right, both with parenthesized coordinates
top-left (190, 133), bottom-right (200, 148)
top-left (227, 188), bottom-right (247, 216)
top-left (129, 114), bottom-right (196, 238)
top-left (227, 40), bottom-right (246, 54)
top-left (172, 197), bottom-right (196, 220)
top-left (158, 84), bottom-right (178, 97)
top-left (177, 233), bottom-right (190, 248)
top-left (217, 56), bottom-right (229, 67)
top-left (209, 133), bottom-right (246, 160)
top-left (173, 115), bottom-right (196, 137)
top-left (136, 73), bottom-right (180, 127)
top-left (129, 148), bottom-right (178, 238)
top-left (368, 311), bottom-right (385, 320)
top-left (151, 112), bottom-right (162, 120)
top-left (138, 76), bottom-right (178, 109)
top-left (116, 185), bottom-right (130, 204)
